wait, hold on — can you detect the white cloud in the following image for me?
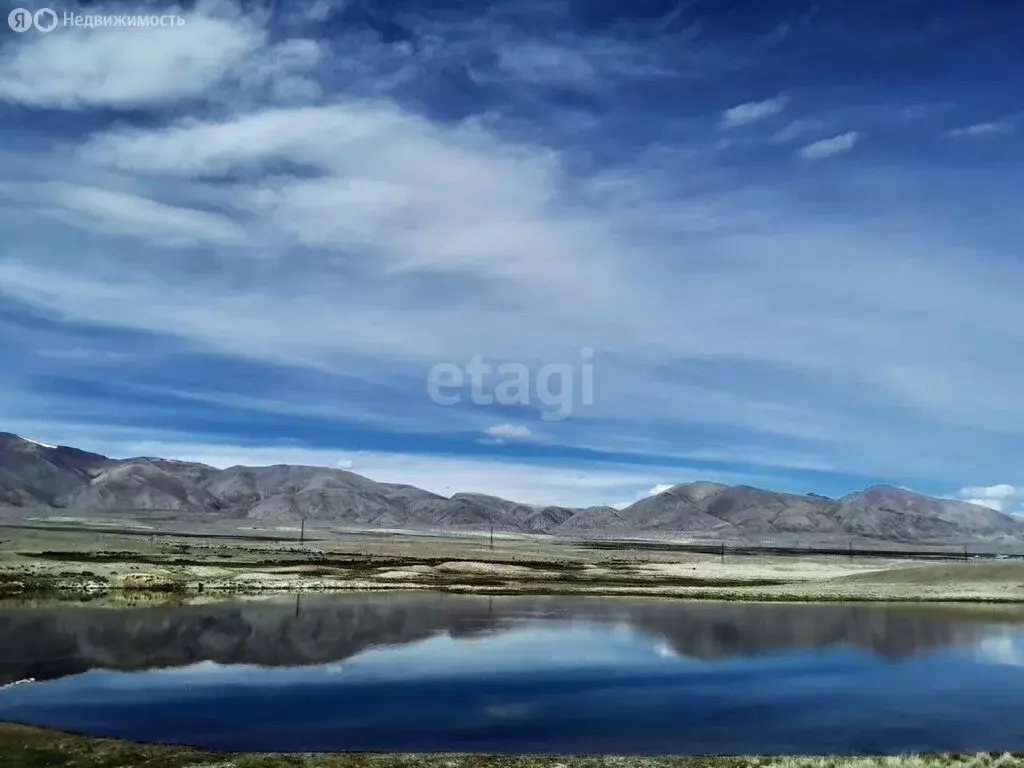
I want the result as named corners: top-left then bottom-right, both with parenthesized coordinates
top-left (720, 95), bottom-right (787, 128)
top-left (606, 482), bottom-right (676, 511)
top-left (498, 42), bottom-right (598, 86)
top-left (78, 103), bottom-right (619, 287)
top-left (961, 484), bottom-right (1018, 500)
top-left (34, 347), bottom-right (137, 363)
top-left (495, 37), bottom-right (674, 87)
top-left (770, 118), bottom-right (824, 144)
top-left (4, 2), bottom-right (1024, 503)
top-left (238, 38), bottom-right (324, 104)
top-left (674, 448), bottom-right (834, 472)
top-left (0, 13), bottom-right (264, 109)
top-left (3, 94), bottom-right (628, 374)
top-left (483, 423), bottom-right (533, 440)
top-left (32, 184), bottom-right (248, 247)
top-left (798, 131), bottom-right (861, 159)
top-left (79, 105), bottom-right (386, 177)
top-left (949, 121), bottom-right (1016, 138)
top-left (956, 484), bottom-right (1022, 514)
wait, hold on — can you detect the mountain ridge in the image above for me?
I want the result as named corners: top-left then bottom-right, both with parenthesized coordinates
top-left (1, 431), bottom-right (1021, 543)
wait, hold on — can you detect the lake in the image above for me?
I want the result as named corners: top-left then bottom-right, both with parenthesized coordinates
top-left (1, 594), bottom-right (1024, 754)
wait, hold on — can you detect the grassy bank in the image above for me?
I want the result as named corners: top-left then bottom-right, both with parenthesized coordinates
top-left (1, 725), bottom-right (1022, 768)
top-left (2, 523), bottom-right (1024, 604)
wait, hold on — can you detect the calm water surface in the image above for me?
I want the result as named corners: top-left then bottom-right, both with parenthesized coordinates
top-left (1, 595), bottom-right (1024, 754)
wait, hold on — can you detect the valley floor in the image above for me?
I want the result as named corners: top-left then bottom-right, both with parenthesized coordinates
top-left (1, 724), bottom-right (1022, 768)
top-left (1, 521), bottom-right (1024, 604)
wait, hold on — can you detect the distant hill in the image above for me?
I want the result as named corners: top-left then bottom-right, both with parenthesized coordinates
top-left (623, 482), bottom-right (1022, 541)
top-left (2, 431), bottom-right (1022, 543)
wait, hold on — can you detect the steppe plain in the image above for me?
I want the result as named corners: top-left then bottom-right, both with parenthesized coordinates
top-left (2, 518), bottom-right (1023, 604)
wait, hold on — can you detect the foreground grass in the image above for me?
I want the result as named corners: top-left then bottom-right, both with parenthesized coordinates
top-left (1, 725), bottom-right (1022, 768)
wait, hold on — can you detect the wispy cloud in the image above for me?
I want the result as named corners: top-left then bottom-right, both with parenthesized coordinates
top-left (2, 0), bottom-right (1024, 506)
top-left (484, 424), bottom-right (534, 440)
top-left (36, 184), bottom-right (248, 247)
top-left (797, 131), bottom-right (861, 159)
top-left (720, 95), bottom-right (788, 128)
top-left (949, 121), bottom-right (1016, 138)
top-left (495, 37), bottom-right (675, 87)
top-left (0, 14), bottom-right (264, 109)
top-left (770, 118), bottom-right (825, 143)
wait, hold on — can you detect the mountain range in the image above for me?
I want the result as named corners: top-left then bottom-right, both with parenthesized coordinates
top-left (2, 431), bottom-right (1022, 543)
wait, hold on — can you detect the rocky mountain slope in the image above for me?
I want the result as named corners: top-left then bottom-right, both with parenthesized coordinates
top-left (625, 482), bottom-right (1024, 541)
top-left (2, 431), bottom-right (1022, 542)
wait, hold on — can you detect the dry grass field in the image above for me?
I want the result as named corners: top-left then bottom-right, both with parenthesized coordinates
top-left (1, 521), bottom-right (1023, 604)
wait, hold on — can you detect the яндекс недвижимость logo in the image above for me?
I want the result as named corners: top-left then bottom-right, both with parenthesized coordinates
top-left (8, 7), bottom-right (185, 32)
top-left (8, 8), bottom-right (58, 33)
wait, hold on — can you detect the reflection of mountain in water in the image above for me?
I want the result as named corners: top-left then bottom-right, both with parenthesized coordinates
top-left (0, 595), bottom-right (1009, 684)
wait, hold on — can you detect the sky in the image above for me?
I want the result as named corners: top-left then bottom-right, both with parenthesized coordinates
top-left (1, 0), bottom-right (1023, 512)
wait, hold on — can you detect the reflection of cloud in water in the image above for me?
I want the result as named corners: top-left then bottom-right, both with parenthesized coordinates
top-left (975, 630), bottom-right (1024, 667)
top-left (0, 624), bottom-right (682, 715)
top-left (1, 595), bottom-right (1021, 685)
top-left (654, 640), bottom-right (676, 658)
top-left (4, 607), bottom-right (1024, 756)
top-left (483, 702), bottom-right (535, 720)
top-left (338, 624), bottom-right (675, 679)
top-left (13, 614), bottom-right (1019, 716)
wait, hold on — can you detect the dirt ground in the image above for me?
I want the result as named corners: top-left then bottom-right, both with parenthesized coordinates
top-left (2, 522), bottom-right (1023, 604)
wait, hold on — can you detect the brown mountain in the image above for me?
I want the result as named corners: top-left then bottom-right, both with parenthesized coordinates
top-left (1, 432), bottom-right (1022, 542)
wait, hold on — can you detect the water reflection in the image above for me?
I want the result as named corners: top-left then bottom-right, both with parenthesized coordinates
top-left (0, 595), bottom-right (1019, 684)
top-left (2, 596), bottom-right (1024, 754)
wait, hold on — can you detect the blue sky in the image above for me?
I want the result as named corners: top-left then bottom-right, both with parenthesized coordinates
top-left (1, 0), bottom-right (1023, 511)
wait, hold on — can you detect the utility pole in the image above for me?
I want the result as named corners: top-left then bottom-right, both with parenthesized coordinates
top-left (490, 525), bottom-right (494, 551)
top-left (963, 543), bottom-right (968, 562)
top-left (849, 540), bottom-right (853, 562)
top-left (721, 542), bottom-right (725, 564)
top-left (300, 519), bottom-right (305, 545)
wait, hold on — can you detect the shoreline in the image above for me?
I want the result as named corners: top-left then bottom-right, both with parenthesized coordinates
top-left (1, 724), bottom-right (1022, 768)
top-left (6, 584), bottom-right (1024, 606)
